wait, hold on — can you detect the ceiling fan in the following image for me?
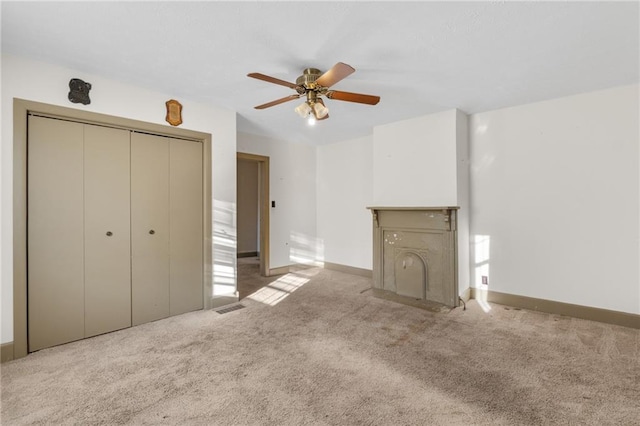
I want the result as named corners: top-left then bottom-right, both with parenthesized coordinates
top-left (247, 62), bottom-right (380, 122)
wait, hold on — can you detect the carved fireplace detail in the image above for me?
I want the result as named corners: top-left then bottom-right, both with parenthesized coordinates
top-left (368, 207), bottom-right (459, 307)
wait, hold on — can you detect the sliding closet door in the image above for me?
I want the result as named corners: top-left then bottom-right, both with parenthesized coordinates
top-left (131, 132), bottom-right (170, 325)
top-left (28, 116), bottom-right (85, 352)
top-left (27, 115), bottom-right (205, 352)
top-left (169, 139), bottom-right (204, 315)
top-left (84, 125), bottom-right (132, 337)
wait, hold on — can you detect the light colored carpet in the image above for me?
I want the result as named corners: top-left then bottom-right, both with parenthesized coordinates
top-left (1, 267), bottom-right (639, 425)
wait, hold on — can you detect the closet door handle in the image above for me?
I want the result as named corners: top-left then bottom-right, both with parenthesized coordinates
top-left (106, 231), bottom-right (113, 237)
top-left (149, 229), bottom-right (155, 235)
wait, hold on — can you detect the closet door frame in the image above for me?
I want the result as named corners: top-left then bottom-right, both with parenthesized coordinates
top-left (12, 98), bottom-right (212, 359)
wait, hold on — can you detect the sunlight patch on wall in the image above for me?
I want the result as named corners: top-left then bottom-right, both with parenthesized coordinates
top-left (473, 234), bottom-right (490, 287)
top-left (289, 231), bottom-right (324, 267)
top-left (213, 199), bottom-right (237, 296)
top-left (473, 234), bottom-right (492, 313)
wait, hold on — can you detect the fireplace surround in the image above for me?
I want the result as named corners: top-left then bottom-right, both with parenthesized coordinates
top-left (367, 207), bottom-right (459, 308)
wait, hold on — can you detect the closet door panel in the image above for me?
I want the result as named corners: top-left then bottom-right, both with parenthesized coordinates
top-left (169, 140), bottom-right (204, 315)
top-left (28, 116), bottom-right (85, 351)
top-left (84, 125), bottom-right (132, 338)
top-left (131, 133), bottom-right (170, 325)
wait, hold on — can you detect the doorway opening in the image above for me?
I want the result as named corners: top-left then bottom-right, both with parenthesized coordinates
top-left (236, 153), bottom-right (270, 298)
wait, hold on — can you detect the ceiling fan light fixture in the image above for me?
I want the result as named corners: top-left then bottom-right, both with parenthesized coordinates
top-left (250, 62), bottom-right (380, 123)
top-left (313, 102), bottom-right (329, 119)
top-left (307, 115), bottom-right (316, 126)
top-left (295, 102), bottom-right (312, 118)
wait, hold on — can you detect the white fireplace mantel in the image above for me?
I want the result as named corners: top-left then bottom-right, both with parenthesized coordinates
top-left (367, 206), bottom-right (460, 308)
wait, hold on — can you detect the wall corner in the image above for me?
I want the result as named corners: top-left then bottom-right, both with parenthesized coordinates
top-left (455, 110), bottom-right (471, 296)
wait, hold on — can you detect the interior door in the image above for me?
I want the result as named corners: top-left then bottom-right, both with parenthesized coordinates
top-left (84, 124), bottom-right (132, 337)
top-left (131, 132), bottom-right (170, 325)
top-left (26, 114), bottom-right (206, 352)
top-left (169, 139), bottom-right (204, 315)
top-left (28, 116), bottom-right (85, 351)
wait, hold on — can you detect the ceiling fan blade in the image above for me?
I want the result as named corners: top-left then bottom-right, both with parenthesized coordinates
top-left (326, 90), bottom-right (380, 105)
top-left (247, 72), bottom-right (299, 89)
top-left (315, 62), bottom-right (355, 88)
top-left (316, 98), bottom-right (329, 121)
top-left (254, 94), bottom-right (300, 109)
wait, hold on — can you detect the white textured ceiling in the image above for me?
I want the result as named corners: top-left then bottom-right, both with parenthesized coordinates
top-left (2, 1), bottom-right (638, 145)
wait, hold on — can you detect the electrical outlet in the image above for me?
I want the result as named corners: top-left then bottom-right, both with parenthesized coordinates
top-left (482, 276), bottom-right (488, 285)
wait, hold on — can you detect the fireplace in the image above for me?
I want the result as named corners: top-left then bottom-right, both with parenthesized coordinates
top-left (368, 207), bottom-right (459, 308)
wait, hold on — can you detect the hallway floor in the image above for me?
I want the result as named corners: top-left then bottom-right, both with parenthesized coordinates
top-left (236, 256), bottom-right (284, 300)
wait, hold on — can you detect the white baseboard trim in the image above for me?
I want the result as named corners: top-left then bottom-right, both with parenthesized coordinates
top-left (1, 342), bottom-right (14, 363)
top-left (269, 265), bottom-right (292, 276)
top-left (237, 251), bottom-right (258, 258)
top-left (471, 288), bottom-right (639, 329)
top-left (267, 263), bottom-right (320, 276)
top-left (323, 262), bottom-right (373, 278)
top-left (459, 287), bottom-right (472, 303)
top-left (210, 294), bottom-right (240, 309)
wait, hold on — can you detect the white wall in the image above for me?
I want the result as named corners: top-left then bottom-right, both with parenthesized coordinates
top-left (318, 111), bottom-right (471, 296)
top-left (237, 132), bottom-right (319, 269)
top-left (372, 109), bottom-right (471, 294)
top-left (317, 135), bottom-right (373, 270)
top-left (470, 84), bottom-right (639, 314)
top-left (1, 54), bottom-right (238, 344)
top-left (373, 110), bottom-right (458, 207)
